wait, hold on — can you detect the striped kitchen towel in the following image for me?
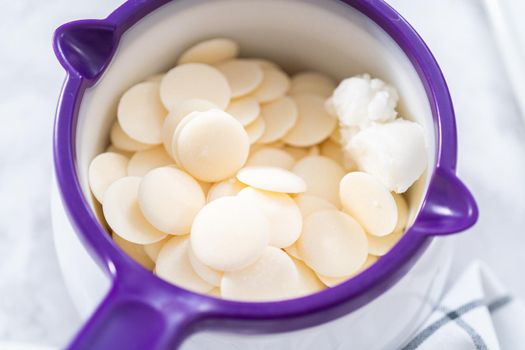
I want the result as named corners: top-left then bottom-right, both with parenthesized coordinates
top-left (401, 261), bottom-right (525, 350)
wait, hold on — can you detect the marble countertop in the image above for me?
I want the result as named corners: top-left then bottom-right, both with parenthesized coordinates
top-left (0, 0), bottom-right (524, 348)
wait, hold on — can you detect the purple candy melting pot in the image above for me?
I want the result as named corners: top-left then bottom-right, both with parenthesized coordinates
top-left (53, 0), bottom-right (478, 349)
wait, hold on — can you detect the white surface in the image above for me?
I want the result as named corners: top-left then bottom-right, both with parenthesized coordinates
top-left (0, 1), bottom-right (120, 347)
top-left (0, 0), bottom-right (524, 348)
top-left (482, 0), bottom-right (525, 117)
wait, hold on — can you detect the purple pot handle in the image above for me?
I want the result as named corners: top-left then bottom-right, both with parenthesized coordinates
top-left (413, 167), bottom-right (478, 236)
top-left (54, 18), bottom-right (203, 350)
top-left (54, 20), bottom-right (119, 83)
top-left (67, 277), bottom-right (198, 350)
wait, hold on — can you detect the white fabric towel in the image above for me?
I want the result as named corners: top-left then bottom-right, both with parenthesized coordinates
top-left (401, 261), bottom-right (525, 350)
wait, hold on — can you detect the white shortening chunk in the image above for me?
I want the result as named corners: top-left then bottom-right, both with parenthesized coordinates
top-left (348, 119), bottom-right (427, 193)
top-left (329, 74), bottom-right (398, 128)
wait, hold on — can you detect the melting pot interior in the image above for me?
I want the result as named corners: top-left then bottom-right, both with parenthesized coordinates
top-left (74, 0), bottom-right (435, 241)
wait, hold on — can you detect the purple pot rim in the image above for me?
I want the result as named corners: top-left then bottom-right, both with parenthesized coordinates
top-left (53, 0), bottom-right (475, 333)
